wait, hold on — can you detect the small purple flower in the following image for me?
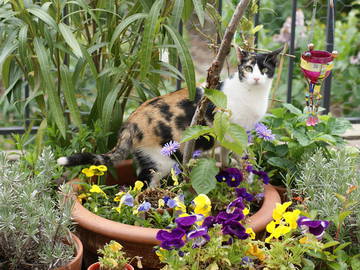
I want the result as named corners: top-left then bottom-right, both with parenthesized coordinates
top-left (166, 199), bottom-right (177, 208)
top-left (242, 256), bottom-right (253, 265)
top-left (227, 197), bottom-right (245, 211)
top-left (254, 192), bottom-right (264, 202)
top-left (202, 216), bottom-right (216, 229)
top-left (121, 193), bottom-right (134, 207)
top-left (192, 150), bottom-right (202, 158)
top-left (253, 170), bottom-right (270, 184)
top-left (222, 220), bottom-right (249, 239)
top-left (216, 208), bottom-right (244, 224)
top-left (245, 164), bottom-right (253, 173)
top-left (156, 228), bottom-right (186, 250)
top-left (247, 130), bottom-right (253, 143)
top-left (297, 216), bottom-right (330, 240)
top-left (173, 163), bottom-right (182, 175)
top-left (163, 196), bottom-right (170, 203)
top-left (235, 188), bottom-right (254, 202)
top-left (160, 141), bottom-right (180, 156)
top-left (215, 168), bottom-right (243, 187)
top-left (175, 215), bottom-right (197, 230)
top-left (138, 201), bottom-right (151, 212)
top-left (255, 122), bottom-right (275, 141)
top-left (178, 250), bottom-right (185, 257)
top-left (187, 227), bottom-right (210, 248)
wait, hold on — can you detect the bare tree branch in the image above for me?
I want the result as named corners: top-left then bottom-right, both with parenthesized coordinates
top-left (182, 0), bottom-right (251, 165)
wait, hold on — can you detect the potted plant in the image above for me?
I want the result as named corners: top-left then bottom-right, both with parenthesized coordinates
top-left (87, 240), bottom-right (141, 270)
top-left (0, 148), bottom-right (83, 270)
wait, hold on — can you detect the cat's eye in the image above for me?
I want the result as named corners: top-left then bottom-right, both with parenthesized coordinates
top-left (262, 68), bottom-right (269, 73)
top-left (244, 66), bottom-right (253, 72)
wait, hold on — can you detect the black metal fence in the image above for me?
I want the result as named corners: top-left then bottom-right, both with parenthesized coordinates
top-left (0, 0), bottom-right (358, 136)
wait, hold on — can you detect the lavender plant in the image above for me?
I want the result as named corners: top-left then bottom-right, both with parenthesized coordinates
top-left (0, 147), bottom-right (74, 270)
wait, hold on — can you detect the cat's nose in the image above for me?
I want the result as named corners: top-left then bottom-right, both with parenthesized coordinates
top-left (254, 77), bottom-right (260, 82)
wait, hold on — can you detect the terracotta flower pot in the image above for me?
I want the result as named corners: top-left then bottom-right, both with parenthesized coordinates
top-left (70, 160), bottom-right (281, 269)
top-left (55, 233), bottom-right (83, 270)
top-left (87, 262), bottom-right (134, 270)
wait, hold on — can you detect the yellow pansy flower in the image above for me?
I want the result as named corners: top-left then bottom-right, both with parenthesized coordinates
top-left (89, 165), bottom-right (107, 176)
top-left (158, 199), bottom-right (165, 208)
top-left (174, 197), bottom-right (186, 214)
top-left (272, 202), bottom-right (292, 222)
top-left (192, 194), bottom-right (212, 217)
top-left (114, 191), bottom-right (125, 202)
top-left (283, 209), bottom-right (301, 229)
top-left (243, 207), bottom-right (250, 216)
top-left (299, 236), bottom-right (309, 244)
top-left (246, 243), bottom-right (266, 261)
top-left (108, 241), bottom-right (123, 252)
top-left (89, 185), bottom-right (107, 198)
top-left (246, 227), bottom-right (256, 239)
top-left (77, 193), bottom-right (89, 203)
top-left (134, 180), bottom-right (144, 191)
top-left (113, 206), bottom-right (121, 213)
top-left (156, 248), bottom-right (166, 262)
top-left (82, 167), bottom-right (95, 177)
top-left (171, 168), bottom-right (179, 186)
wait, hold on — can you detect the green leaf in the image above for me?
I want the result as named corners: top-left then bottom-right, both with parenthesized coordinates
top-left (33, 38), bottom-right (66, 138)
top-left (171, 0), bottom-right (184, 27)
top-left (1, 55), bottom-right (14, 89)
top-left (282, 103), bottom-right (302, 115)
top-left (350, 256), bottom-right (360, 269)
top-left (267, 157), bottom-right (295, 170)
top-left (333, 242), bottom-right (351, 253)
top-left (219, 139), bottom-right (243, 156)
top-left (0, 35), bottom-right (17, 72)
top-left (251, 24), bottom-right (263, 34)
top-left (293, 130), bottom-right (311, 146)
top-left (213, 112), bottom-right (230, 141)
top-left (164, 24), bottom-right (196, 100)
top-left (322, 241), bottom-right (340, 249)
top-left (27, 7), bottom-right (58, 29)
top-left (314, 134), bottom-right (337, 144)
top-left (228, 123), bottom-right (248, 146)
top-left (190, 158), bottom-right (219, 194)
top-left (110, 13), bottom-right (147, 49)
top-left (204, 88), bottom-right (227, 108)
top-left (180, 125), bottom-right (213, 143)
top-left (35, 119), bottom-right (47, 158)
top-left (59, 23), bottom-right (83, 58)
top-left (102, 84), bottom-right (123, 132)
top-left (140, 0), bottom-right (164, 79)
top-left (60, 65), bottom-right (82, 128)
top-left (192, 0), bottom-right (205, 27)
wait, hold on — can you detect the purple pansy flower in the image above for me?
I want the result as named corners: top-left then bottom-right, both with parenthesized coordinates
top-left (235, 188), bottom-right (254, 202)
top-left (215, 168), bottom-right (243, 187)
top-left (202, 216), bottom-right (216, 229)
top-left (175, 215), bottom-right (197, 230)
top-left (252, 170), bottom-right (270, 184)
top-left (172, 163), bottom-right (182, 175)
top-left (192, 150), bottom-right (202, 158)
top-left (254, 122), bottom-right (275, 141)
top-left (227, 197), bottom-right (245, 212)
top-left (297, 216), bottom-right (330, 240)
top-left (216, 208), bottom-right (244, 224)
top-left (138, 201), bottom-right (151, 212)
top-left (156, 228), bottom-right (186, 250)
top-left (187, 227), bottom-right (210, 248)
top-left (245, 164), bottom-right (253, 173)
top-left (160, 141), bottom-right (180, 156)
top-left (121, 193), bottom-right (134, 207)
top-left (222, 220), bottom-right (249, 239)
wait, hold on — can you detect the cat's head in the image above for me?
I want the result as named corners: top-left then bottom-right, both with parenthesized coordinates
top-left (235, 47), bottom-right (283, 86)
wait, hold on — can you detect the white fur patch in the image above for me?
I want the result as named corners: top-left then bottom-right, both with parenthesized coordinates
top-left (57, 157), bottom-right (68, 166)
top-left (222, 67), bottom-right (273, 130)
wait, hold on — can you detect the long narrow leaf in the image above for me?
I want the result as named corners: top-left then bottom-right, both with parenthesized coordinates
top-left (27, 7), bottom-right (58, 29)
top-left (34, 38), bottom-right (66, 138)
top-left (102, 84), bottom-right (123, 132)
top-left (60, 65), bottom-right (82, 128)
top-left (192, 0), bottom-right (205, 27)
top-left (164, 24), bottom-right (196, 100)
top-left (171, 0), bottom-right (184, 27)
top-left (109, 13), bottom-right (147, 50)
top-left (140, 0), bottom-right (164, 79)
top-left (59, 23), bottom-right (83, 58)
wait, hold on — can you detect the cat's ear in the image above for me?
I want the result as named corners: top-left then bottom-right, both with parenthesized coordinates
top-left (266, 46), bottom-right (284, 64)
top-left (235, 46), bottom-right (248, 63)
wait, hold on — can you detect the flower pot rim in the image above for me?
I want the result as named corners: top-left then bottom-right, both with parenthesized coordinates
top-left (69, 175), bottom-right (280, 245)
top-left (55, 232), bottom-right (83, 270)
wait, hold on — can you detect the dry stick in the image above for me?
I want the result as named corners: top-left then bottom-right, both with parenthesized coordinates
top-left (270, 43), bottom-right (288, 109)
top-left (182, 0), bottom-right (251, 165)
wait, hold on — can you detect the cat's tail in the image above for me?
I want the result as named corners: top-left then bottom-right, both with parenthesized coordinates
top-left (57, 125), bottom-right (133, 167)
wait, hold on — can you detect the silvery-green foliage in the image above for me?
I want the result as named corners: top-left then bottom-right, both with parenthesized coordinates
top-left (294, 148), bottom-right (360, 253)
top-left (0, 147), bottom-right (74, 270)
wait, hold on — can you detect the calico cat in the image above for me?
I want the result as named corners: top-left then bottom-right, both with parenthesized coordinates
top-left (57, 47), bottom-right (283, 186)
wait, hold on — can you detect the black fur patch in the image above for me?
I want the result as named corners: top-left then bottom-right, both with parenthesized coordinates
top-left (148, 97), bottom-right (162, 105)
top-left (195, 135), bottom-right (215, 150)
top-left (175, 99), bottom-right (196, 130)
top-left (155, 121), bottom-right (173, 146)
top-left (194, 87), bottom-right (204, 103)
top-left (147, 116), bottom-right (153, 124)
top-left (134, 150), bottom-right (157, 183)
top-left (158, 103), bottom-right (173, 122)
top-left (131, 123), bottom-right (143, 142)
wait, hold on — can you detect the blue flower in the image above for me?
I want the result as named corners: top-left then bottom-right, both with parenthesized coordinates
top-left (297, 216), bottom-right (330, 240)
top-left (166, 199), bottom-right (177, 208)
top-left (138, 201), bottom-right (151, 212)
top-left (160, 141), bottom-right (180, 156)
top-left (192, 150), bottom-right (202, 158)
top-left (235, 188), bottom-right (254, 202)
top-left (173, 163), bottom-right (182, 175)
top-left (121, 193), bottom-right (134, 207)
top-left (255, 122), bottom-right (275, 141)
top-left (187, 227), bottom-right (210, 248)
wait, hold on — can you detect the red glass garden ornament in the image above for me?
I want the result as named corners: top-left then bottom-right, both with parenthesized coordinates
top-left (300, 44), bottom-right (337, 126)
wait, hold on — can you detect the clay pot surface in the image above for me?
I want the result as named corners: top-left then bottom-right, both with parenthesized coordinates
top-left (87, 262), bottom-right (134, 270)
top-left (70, 160), bottom-right (281, 269)
top-left (55, 233), bottom-right (83, 270)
